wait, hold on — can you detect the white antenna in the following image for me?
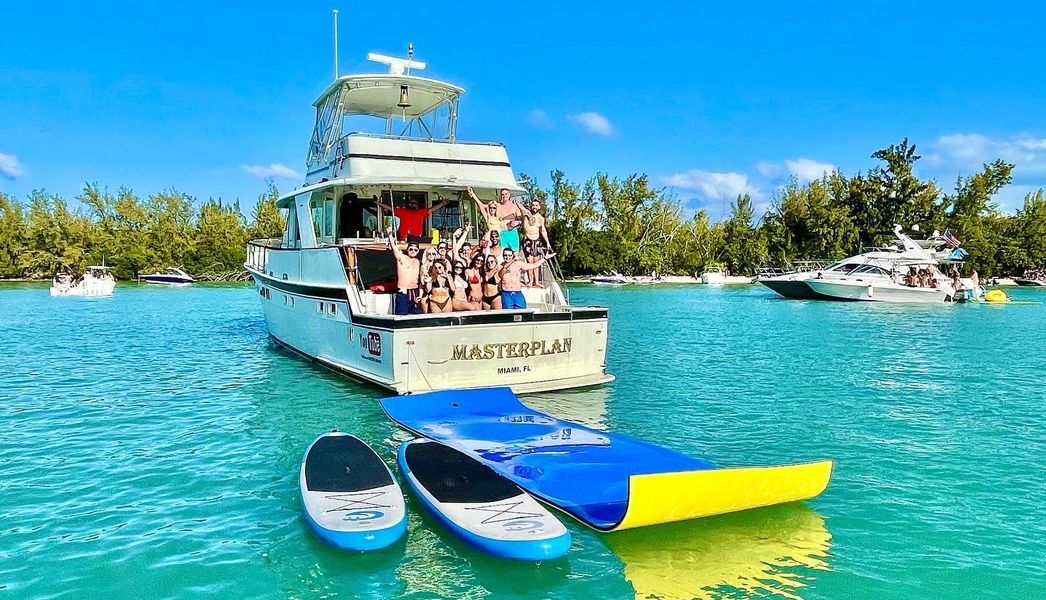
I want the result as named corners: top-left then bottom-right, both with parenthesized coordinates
top-left (332, 9), bottom-right (339, 79)
top-left (367, 49), bottom-right (426, 75)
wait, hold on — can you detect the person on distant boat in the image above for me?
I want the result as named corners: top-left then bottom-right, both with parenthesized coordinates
top-left (905, 266), bottom-right (919, 287)
top-left (377, 195), bottom-right (449, 242)
top-left (496, 248), bottom-right (554, 310)
top-left (386, 228), bottom-right (423, 315)
top-left (971, 269), bottom-right (980, 290)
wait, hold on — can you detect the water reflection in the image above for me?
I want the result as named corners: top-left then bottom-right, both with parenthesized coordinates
top-left (524, 386), bottom-right (611, 429)
top-left (605, 503), bottom-right (831, 600)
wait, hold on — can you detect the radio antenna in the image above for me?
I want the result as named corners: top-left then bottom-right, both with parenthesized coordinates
top-left (332, 9), bottom-right (339, 79)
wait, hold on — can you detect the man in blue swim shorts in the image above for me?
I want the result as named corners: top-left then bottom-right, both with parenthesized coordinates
top-left (496, 248), bottom-right (553, 309)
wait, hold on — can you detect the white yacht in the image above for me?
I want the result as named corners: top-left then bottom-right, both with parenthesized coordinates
top-left (803, 227), bottom-right (958, 303)
top-left (142, 267), bottom-right (194, 286)
top-left (590, 272), bottom-right (628, 286)
top-left (244, 50), bottom-right (613, 395)
top-left (700, 266), bottom-right (726, 285)
top-left (50, 266), bottom-right (116, 297)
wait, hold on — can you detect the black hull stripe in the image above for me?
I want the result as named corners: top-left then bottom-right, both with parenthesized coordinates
top-left (345, 153), bottom-right (511, 168)
top-left (254, 272), bottom-right (349, 301)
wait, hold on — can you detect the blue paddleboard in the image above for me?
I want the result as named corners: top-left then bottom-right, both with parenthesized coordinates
top-left (299, 431), bottom-right (407, 551)
top-left (397, 439), bottom-right (570, 561)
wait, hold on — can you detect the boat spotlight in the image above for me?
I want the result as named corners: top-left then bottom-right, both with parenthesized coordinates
top-left (398, 85), bottom-right (411, 108)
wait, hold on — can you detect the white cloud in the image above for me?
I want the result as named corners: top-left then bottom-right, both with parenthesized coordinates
top-left (755, 161), bottom-right (783, 178)
top-left (661, 169), bottom-right (763, 201)
top-left (241, 163), bottom-right (303, 180)
top-left (0, 152), bottom-right (24, 179)
top-left (568, 112), bottom-right (614, 136)
top-left (785, 158), bottom-right (836, 183)
top-left (525, 108), bottom-right (553, 129)
top-left (928, 133), bottom-right (1046, 177)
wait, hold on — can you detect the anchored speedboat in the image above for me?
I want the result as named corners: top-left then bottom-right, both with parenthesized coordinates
top-left (142, 267), bottom-right (195, 286)
top-left (244, 49), bottom-right (613, 395)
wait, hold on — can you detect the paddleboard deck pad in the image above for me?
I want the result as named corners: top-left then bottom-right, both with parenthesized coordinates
top-left (299, 432), bottom-right (407, 550)
top-left (381, 388), bottom-right (832, 531)
top-left (398, 439), bottom-right (570, 561)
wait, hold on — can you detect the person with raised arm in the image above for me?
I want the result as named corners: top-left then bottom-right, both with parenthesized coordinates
top-left (518, 198), bottom-right (553, 286)
top-left (496, 247), bottom-right (554, 310)
top-left (377, 194), bottom-right (450, 242)
top-left (386, 227), bottom-right (423, 315)
top-left (467, 186), bottom-right (523, 250)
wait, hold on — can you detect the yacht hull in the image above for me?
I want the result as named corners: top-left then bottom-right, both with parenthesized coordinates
top-left (805, 279), bottom-right (950, 303)
top-left (253, 274), bottom-right (614, 395)
top-left (759, 277), bottom-right (820, 299)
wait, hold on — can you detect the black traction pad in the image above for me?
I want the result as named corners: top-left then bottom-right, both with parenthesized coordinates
top-left (305, 435), bottom-right (394, 492)
top-left (404, 441), bottom-right (521, 504)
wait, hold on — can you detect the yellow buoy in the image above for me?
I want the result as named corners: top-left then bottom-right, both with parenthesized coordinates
top-left (984, 289), bottom-right (1009, 303)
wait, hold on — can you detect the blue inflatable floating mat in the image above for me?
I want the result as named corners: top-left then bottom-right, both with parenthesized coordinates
top-left (380, 387), bottom-right (832, 531)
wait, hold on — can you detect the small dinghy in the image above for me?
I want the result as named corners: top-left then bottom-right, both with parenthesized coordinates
top-left (299, 431), bottom-right (407, 551)
top-left (397, 439), bottom-right (570, 561)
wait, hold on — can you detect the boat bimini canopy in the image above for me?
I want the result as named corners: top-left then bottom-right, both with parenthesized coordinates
top-left (307, 55), bottom-right (465, 171)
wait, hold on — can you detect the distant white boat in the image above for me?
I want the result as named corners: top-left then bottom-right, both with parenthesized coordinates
top-left (590, 272), bottom-right (628, 286)
top-left (50, 266), bottom-right (116, 297)
top-left (700, 267), bottom-right (726, 285)
top-left (142, 267), bottom-right (195, 286)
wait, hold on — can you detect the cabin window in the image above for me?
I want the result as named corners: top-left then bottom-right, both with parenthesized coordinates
top-left (282, 209), bottom-right (299, 248)
top-left (323, 197), bottom-right (336, 239)
top-left (317, 301), bottom-right (324, 313)
top-left (311, 203), bottom-right (323, 239)
top-left (431, 198), bottom-right (463, 238)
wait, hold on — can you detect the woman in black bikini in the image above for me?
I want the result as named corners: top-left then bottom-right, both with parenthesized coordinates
top-left (451, 262), bottom-right (480, 311)
top-left (480, 255), bottom-right (502, 310)
top-left (425, 262), bottom-right (454, 313)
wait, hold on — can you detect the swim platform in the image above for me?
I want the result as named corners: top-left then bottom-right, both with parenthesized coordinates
top-left (380, 387), bottom-right (832, 531)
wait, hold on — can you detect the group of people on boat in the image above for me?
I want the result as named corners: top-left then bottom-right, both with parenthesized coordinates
top-left (387, 187), bottom-right (556, 315)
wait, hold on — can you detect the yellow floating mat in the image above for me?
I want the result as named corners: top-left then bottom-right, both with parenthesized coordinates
top-left (618, 461), bottom-right (833, 530)
top-left (381, 388), bottom-right (833, 531)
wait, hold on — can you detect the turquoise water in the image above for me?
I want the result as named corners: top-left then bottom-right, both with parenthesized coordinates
top-left (1, 282), bottom-right (1044, 599)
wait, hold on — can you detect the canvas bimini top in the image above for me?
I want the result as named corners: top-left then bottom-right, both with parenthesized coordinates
top-left (380, 387), bottom-right (833, 531)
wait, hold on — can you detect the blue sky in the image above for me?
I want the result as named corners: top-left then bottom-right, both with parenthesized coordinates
top-left (2, 1), bottom-right (1045, 217)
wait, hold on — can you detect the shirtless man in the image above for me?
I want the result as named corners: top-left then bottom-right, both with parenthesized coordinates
top-left (518, 199), bottom-right (553, 286)
top-left (386, 227), bottom-right (422, 315)
top-left (496, 248), bottom-right (553, 309)
top-left (466, 186), bottom-right (523, 250)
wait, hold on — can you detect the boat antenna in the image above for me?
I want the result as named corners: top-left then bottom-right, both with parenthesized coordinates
top-left (406, 44), bottom-right (414, 76)
top-left (332, 9), bottom-right (339, 80)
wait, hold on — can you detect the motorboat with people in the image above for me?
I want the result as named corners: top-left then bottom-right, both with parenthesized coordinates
top-left (761, 227), bottom-right (971, 303)
top-left (699, 266), bottom-right (726, 285)
top-left (141, 267), bottom-right (195, 286)
top-left (50, 266), bottom-right (116, 297)
top-left (590, 272), bottom-right (628, 286)
top-left (244, 48), bottom-right (613, 395)
top-left (1013, 270), bottom-right (1046, 286)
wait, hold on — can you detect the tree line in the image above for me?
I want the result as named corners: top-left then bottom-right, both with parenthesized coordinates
top-left (1, 138), bottom-right (1044, 281)
top-left (522, 139), bottom-right (1046, 278)
top-left (0, 181), bottom-right (285, 280)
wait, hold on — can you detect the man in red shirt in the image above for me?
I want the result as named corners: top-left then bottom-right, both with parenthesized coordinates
top-left (377, 195), bottom-right (450, 241)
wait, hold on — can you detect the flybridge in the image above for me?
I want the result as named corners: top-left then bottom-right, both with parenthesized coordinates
top-left (306, 48), bottom-right (465, 172)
